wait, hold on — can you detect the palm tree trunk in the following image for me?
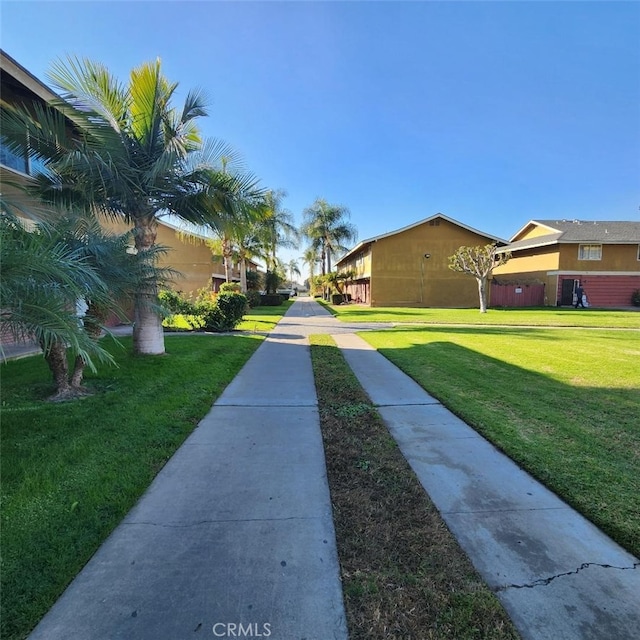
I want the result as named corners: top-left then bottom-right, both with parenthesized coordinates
top-left (70, 307), bottom-right (104, 389)
top-left (44, 339), bottom-right (71, 398)
top-left (133, 215), bottom-right (165, 355)
top-left (222, 238), bottom-right (232, 283)
top-left (239, 256), bottom-right (248, 292)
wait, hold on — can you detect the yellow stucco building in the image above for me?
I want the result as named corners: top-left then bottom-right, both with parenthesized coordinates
top-left (336, 213), bottom-right (505, 307)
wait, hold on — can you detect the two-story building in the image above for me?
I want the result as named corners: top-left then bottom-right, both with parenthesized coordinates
top-left (493, 219), bottom-right (640, 307)
top-left (336, 213), bottom-right (505, 307)
top-left (1, 50), bottom-right (258, 317)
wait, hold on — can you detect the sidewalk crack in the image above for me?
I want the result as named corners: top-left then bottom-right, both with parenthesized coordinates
top-left (494, 561), bottom-right (639, 592)
top-left (123, 515), bottom-right (322, 528)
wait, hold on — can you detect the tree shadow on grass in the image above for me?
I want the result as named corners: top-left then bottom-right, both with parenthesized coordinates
top-left (371, 336), bottom-right (640, 557)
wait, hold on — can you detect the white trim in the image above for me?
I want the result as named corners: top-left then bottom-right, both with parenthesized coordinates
top-left (577, 243), bottom-right (602, 261)
top-left (546, 270), bottom-right (640, 276)
top-left (509, 219), bottom-right (562, 242)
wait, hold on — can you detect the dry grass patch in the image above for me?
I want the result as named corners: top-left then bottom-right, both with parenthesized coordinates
top-left (310, 335), bottom-right (519, 639)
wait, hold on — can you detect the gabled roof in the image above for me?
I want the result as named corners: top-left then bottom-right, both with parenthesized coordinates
top-left (1, 49), bottom-right (61, 104)
top-left (336, 213), bottom-right (505, 266)
top-left (504, 219), bottom-right (640, 253)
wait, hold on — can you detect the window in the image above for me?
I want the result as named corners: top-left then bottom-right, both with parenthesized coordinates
top-left (0, 135), bottom-right (47, 176)
top-left (0, 137), bottom-right (28, 173)
top-left (578, 244), bottom-right (602, 260)
top-left (637, 245), bottom-right (640, 261)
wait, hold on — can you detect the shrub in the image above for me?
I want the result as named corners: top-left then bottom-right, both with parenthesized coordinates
top-left (331, 293), bottom-right (344, 305)
top-left (632, 289), bottom-right (640, 307)
top-left (246, 270), bottom-right (262, 291)
top-left (264, 270), bottom-right (282, 294)
top-left (245, 290), bottom-right (261, 308)
top-left (260, 294), bottom-right (284, 306)
top-left (197, 292), bottom-right (248, 332)
top-left (158, 289), bottom-right (196, 316)
top-left (219, 282), bottom-right (242, 294)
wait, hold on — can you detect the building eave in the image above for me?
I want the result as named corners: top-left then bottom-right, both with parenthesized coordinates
top-left (336, 212), bottom-right (506, 266)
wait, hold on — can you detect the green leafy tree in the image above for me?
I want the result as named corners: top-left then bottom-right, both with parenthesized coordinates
top-left (448, 244), bottom-right (511, 313)
top-left (301, 198), bottom-right (356, 275)
top-left (1, 56), bottom-right (256, 355)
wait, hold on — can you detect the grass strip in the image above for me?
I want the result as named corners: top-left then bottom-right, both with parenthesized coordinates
top-left (327, 304), bottom-right (640, 328)
top-left (1, 334), bottom-right (262, 640)
top-left (309, 334), bottom-right (519, 639)
top-left (362, 326), bottom-right (640, 556)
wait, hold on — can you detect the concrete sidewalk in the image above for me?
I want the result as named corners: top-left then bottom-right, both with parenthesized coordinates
top-left (27, 299), bottom-right (639, 639)
top-left (29, 301), bottom-right (348, 640)
top-left (334, 331), bottom-right (640, 640)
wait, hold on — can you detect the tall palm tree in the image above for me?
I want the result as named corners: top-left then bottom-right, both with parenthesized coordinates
top-left (1, 57), bottom-right (256, 355)
top-left (258, 190), bottom-right (299, 272)
top-left (200, 156), bottom-right (264, 287)
top-left (301, 246), bottom-right (320, 292)
top-left (286, 259), bottom-right (301, 288)
top-left (301, 198), bottom-right (357, 275)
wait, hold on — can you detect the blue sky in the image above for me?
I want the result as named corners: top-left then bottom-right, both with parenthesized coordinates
top-left (2, 1), bottom-right (639, 265)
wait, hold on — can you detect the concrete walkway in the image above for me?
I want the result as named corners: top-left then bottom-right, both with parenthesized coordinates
top-left (28, 298), bottom-right (639, 639)
top-left (332, 333), bottom-right (640, 640)
top-left (29, 301), bottom-right (353, 640)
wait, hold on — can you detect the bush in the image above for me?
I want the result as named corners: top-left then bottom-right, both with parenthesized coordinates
top-left (264, 270), bottom-right (282, 294)
top-left (331, 294), bottom-right (344, 305)
top-left (219, 282), bottom-right (242, 294)
top-left (158, 289), bottom-right (196, 316)
top-left (260, 294), bottom-right (284, 306)
top-left (197, 292), bottom-right (248, 332)
top-left (245, 290), bottom-right (261, 308)
top-left (632, 289), bottom-right (640, 307)
top-left (246, 270), bottom-right (262, 291)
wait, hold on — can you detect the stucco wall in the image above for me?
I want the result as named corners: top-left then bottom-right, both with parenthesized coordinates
top-left (559, 243), bottom-right (640, 271)
top-left (514, 223), bottom-right (556, 240)
top-left (102, 218), bottom-right (217, 296)
top-left (369, 218), bottom-right (496, 307)
top-left (494, 245), bottom-right (560, 276)
top-left (339, 247), bottom-right (372, 278)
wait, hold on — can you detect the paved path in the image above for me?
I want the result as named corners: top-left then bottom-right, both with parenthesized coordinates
top-left (28, 298), bottom-right (639, 640)
top-left (332, 332), bottom-right (640, 640)
top-left (29, 301), bottom-right (355, 640)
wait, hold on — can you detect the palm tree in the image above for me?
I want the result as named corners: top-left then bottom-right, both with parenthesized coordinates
top-left (0, 206), bottom-right (113, 394)
top-left (301, 246), bottom-right (320, 292)
top-left (1, 57), bottom-right (256, 355)
top-left (286, 259), bottom-right (301, 289)
top-left (258, 190), bottom-right (299, 272)
top-left (301, 198), bottom-right (357, 275)
top-left (235, 217), bottom-right (266, 292)
top-left (59, 213), bottom-right (173, 394)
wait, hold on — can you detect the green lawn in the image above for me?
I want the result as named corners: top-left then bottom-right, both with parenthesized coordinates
top-left (328, 303), bottom-right (640, 328)
top-left (236, 299), bottom-right (294, 331)
top-left (1, 334), bottom-right (262, 640)
top-left (361, 326), bottom-right (640, 556)
top-left (310, 335), bottom-right (518, 639)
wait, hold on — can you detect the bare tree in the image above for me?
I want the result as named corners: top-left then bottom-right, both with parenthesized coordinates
top-left (448, 244), bottom-right (511, 313)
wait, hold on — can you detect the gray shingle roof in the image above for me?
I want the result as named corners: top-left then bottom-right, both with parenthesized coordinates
top-left (528, 220), bottom-right (640, 243)
top-left (501, 220), bottom-right (640, 253)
